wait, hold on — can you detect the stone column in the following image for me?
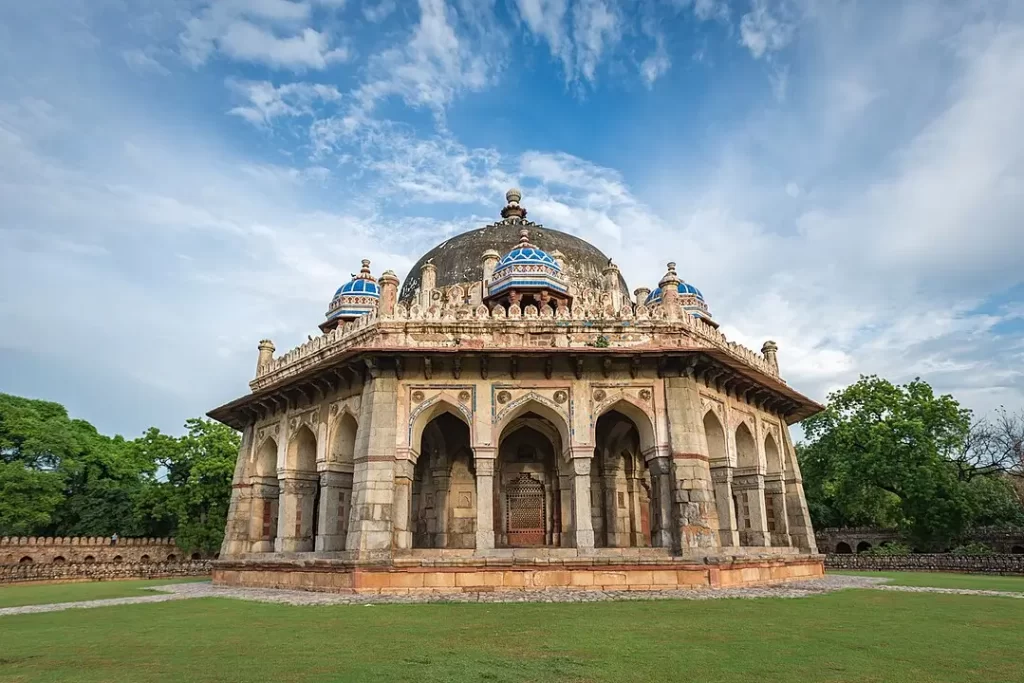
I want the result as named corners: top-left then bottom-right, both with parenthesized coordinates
top-left (569, 448), bottom-right (595, 550)
top-left (601, 467), bottom-right (619, 547)
top-left (316, 470), bottom-right (352, 552)
top-left (431, 466), bottom-right (451, 548)
top-left (474, 448), bottom-right (496, 552)
top-left (733, 473), bottom-right (770, 547)
top-left (780, 423), bottom-right (817, 552)
top-left (378, 270), bottom-right (399, 316)
top-left (663, 375), bottom-right (721, 552)
top-left (647, 455), bottom-right (674, 548)
top-left (710, 467), bottom-right (740, 547)
top-left (391, 459), bottom-right (414, 551)
top-left (764, 476), bottom-right (791, 547)
top-left (419, 262), bottom-right (437, 309)
top-left (247, 478), bottom-right (280, 553)
top-left (345, 368), bottom-right (399, 556)
top-left (220, 424), bottom-right (255, 558)
top-left (275, 474), bottom-right (318, 553)
top-left (602, 262), bottom-right (623, 314)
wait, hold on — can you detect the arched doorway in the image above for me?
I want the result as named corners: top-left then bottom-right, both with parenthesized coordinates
top-left (704, 410), bottom-right (737, 547)
top-left (321, 412), bottom-right (358, 551)
top-left (856, 541), bottom-right (872, 553)
top-left (251, 436), bottom-right (280, 551)
top-left (593, 408), bottom-right (654, 548)
top-left (280, 425), bottom-right (318, 552)
top-left (734, 422), bottom-right (764, 546)
top-left (411, 412), bottom-right (476, 549)
top-left (835, 542), bottom-right (852, 554)
top-left (496, 414), bottom-right (565, 547)
top-left (763, 432), bottom-right (787, 547)
top-left (1012, 545), bottom-right (1024, 555)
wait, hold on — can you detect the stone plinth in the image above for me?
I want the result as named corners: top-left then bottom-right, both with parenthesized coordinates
top-left (213, 553), bottom-right (824, 594)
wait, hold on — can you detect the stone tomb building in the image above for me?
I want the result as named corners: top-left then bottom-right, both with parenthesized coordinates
top-left (210, 190), bottom-right (824, 593)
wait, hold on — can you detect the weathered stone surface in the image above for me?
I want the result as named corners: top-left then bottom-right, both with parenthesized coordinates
top-left (825, 553), bottom-right (1024, 575)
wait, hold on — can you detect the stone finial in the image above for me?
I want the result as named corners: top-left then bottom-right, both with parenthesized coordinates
top-left (500, 188), bottom-right (527, 220)
top-left (659, 261), bottom-right (680, 288)
top-left (481, 249), bottom-right (500, 282)
top-left (634, 287), bottom-right (651, 305)
top-left (762, 340), bottom-right (779, 372)
top-left (378, 270), bottom-right (400, 316)
top-left (257, 339), bottom-right (276, 372)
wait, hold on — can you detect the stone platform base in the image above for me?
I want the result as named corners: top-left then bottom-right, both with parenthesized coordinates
top-left (212, 553), bottom-right (824, 594)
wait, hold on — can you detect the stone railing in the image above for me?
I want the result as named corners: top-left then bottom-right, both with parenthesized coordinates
top-left (825, 553), bottom-right (1024, 575)
top-left (1, 536), bottom-right (185, 565)
top-left (0, 560), bottom-right (211, 584)
top-left (252, 297), bottom-right (780, 390)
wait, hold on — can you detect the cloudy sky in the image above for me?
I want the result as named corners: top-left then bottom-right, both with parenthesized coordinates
top-left (1, 0), bottom-right (1022, 438)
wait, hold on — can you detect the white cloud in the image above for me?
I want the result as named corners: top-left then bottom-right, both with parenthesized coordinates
top-left (227, 79), bottom-right (342, 126)
top-left (180, 0), bottom-right (349, 71)
top-left (640, 44), bottom-right (671, 88)
top-left (122, 49), bottom-right (170, 75)
top-left (363, 0), bottom-right (397, 23)
top-left (740, 0), bottom-right (795, 59)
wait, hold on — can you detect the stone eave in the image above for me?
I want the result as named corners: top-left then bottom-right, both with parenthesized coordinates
top-left (208, 344), bottom-right (821, 431)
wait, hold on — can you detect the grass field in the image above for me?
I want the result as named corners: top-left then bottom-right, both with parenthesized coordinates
top-left (1, 589), bottom-right (1023, 682)
top-left (0, 578), bottom-right (207, 608)
top-left (830, 570), bottom-right (1024, 593)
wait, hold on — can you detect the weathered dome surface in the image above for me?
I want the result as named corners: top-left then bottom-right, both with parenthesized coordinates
top-left (399, 222), bottom-right (629, 303)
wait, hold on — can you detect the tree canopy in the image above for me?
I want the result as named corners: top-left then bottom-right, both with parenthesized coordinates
top-left (0, 393), bottom-right (239, 553)
top-left (798, 376), bottom-right (1024, 550)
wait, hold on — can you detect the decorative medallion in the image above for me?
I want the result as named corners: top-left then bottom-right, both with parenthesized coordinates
top-left (330, 403), bottom-right (339, 415)
top-left (411, 390), bottom-right (425, 403)
top-left (497, 390), bottom-right (512, 404)
top-left (273, 425), bottom-right (280, 435)
top-left (289, 417), bottom-right (299, 430)
top-left (458, 390), bottom-right (471, 403)
top-left (593, 389), bottom-right (606, 402)
top-left (553, 390), bottom-right (568, 404)
top-left (639, 389), bottom-right (652, 401)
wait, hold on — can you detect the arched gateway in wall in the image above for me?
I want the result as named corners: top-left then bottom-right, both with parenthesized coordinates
top-left (209, 190), bottom-right (825, 594)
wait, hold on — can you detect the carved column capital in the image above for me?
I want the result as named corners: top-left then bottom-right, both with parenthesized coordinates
top-left (571, 457), bottom-right (592, 477)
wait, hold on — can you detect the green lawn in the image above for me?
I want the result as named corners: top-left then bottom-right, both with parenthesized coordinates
top-left (1, 590), bottom-right (1023, 682)
top-left (830, 570), bottom-right (1024, 593)
top-left (0, 578), bottom-right (207, 608)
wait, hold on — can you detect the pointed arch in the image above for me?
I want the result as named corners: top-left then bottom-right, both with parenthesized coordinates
top-left (764, 431), bottom-right (782, 475)
top-left (592, 397), bottom-right (656, 455)
top-left (286, 424), bottom-right (317, 472)
top-left (735, 422), bottom-right (757, 469)
top-left (493, 394), bottom-right (570, 459)
top-left (702, 410), bottom-right (728, 465)
top-left (254, 436), bottom-right (278, 477)
top-left (330, 411), bottom-right (359, 465)
top-left (409, 394), bottom-right (472, 461)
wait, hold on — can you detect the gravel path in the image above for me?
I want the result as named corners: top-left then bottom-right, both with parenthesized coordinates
top-left (3, 575), bottom-right (1021, 616)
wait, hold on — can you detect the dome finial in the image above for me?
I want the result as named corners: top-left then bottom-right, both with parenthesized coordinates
top-left (501, 188), bottom-right (527, 221)
top-left (519, 228), bottom-right (530, 245)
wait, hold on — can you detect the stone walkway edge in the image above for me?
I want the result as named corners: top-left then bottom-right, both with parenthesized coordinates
top-left (1, 575), bottom-right (1021, 616)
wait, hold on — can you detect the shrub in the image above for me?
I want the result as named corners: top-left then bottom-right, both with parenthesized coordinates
top-left (864, 542), bottom-right (912, 556)
top-left (950, 542), bottom-right (993, 556)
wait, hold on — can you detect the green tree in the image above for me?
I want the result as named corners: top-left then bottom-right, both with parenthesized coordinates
top-left (799, 376), bottom-right (1023, 549)
top-left (0, 461), bottom-right (65, 535)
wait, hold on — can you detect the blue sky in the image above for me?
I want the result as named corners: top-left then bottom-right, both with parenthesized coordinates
top-left (1, 0), bottom-right (1022, 438)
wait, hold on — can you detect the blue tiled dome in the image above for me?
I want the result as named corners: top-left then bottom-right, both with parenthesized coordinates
top-left (645, 282), bottom-right (705, 305)
top-left (487, 228), bottom-right (569, 298)
top-left (326, 259), bottom-right (380, 320)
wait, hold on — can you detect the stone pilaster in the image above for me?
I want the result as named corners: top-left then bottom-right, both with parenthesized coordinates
top-left (220, 424), bottom-right (254, 558)
top-left (780, 424), bottom-right (818, 552)
top-left (391, 459), bottom-right (414, 550)
top-left (275, 474), bottom-right (319, 552)
top-left (346, 370), bottom-right (399, 556)
top-left (601, 467), bottom-right (619, 547)
top-left (316, 470), bottom-right (353, 552)
top-left (647, 456), bottom-right (674, 549)
top-left (569, 448), bottom-right (595, 550)
top-left (431, 466), bottom-right (451, 548)
top-left (710, 466), bottom-right (740, 547)
top-left (248, 477), bottom-right (280, 553)
top-left (474, 449), bottom-right (496, 551)
top-left (663, 376), bottom-right (721, 551)
top-left (733, 470), bottom-right (770, 547)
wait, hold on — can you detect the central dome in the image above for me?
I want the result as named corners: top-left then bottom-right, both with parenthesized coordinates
top-left (399, 196), bottom-right (629, 304)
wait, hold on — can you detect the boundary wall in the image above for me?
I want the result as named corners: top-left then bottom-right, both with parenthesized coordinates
top-left (825, 554), bottom-right (1024, 575)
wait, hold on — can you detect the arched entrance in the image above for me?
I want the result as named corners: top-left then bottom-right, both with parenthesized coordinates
top-left (763, 432), bottom-right (787, 547)
top-left (250, 436), bottom-right (280, 552)
top-left (857, 541), bottom-right (872, 553)
top-left (835, 542), bottom-right (852, 554)
top-left (592, 408), bottom-right (654, 548)
top-left (319, 412), bottom-right (358, 551)
top-left (734, 422), bottom-right (765, 546)
top-left (411, 412), bottom-right (476, 549)
top-left (495, 413), bottom-right (565, 547)
top-left (704, 410), bottom-right (738, 547)
top-left (279, 425), bottom-right (318, 552)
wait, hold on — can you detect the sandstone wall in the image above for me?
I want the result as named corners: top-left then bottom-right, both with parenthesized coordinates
top-left (825, 553), bottom-right (1024, 575)
top-left (0, 536), bottom-right (195, 565)
top-left (1, 560), bottom-right (211, 584)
